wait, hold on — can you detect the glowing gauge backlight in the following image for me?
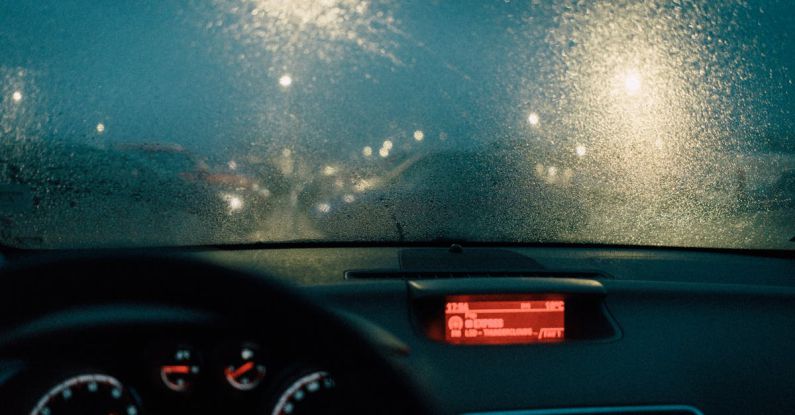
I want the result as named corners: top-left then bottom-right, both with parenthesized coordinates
top-left (159, 347), bottom-right (200, 392)
top-left (271, 371), bottom-right (336, 415)
top-left (30, 374), bottom-right (140, 415)
top-left (224, 344), bottom-right (267, 391)
top-left (444, 295), bottom-right (565, 345)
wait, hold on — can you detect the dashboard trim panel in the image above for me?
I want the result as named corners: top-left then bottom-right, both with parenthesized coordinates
top-left (465, 404), bottom-right (704, 415)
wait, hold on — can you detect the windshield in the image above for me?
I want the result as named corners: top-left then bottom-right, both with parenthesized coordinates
top-left (1, 0), bottom-right (794, 249)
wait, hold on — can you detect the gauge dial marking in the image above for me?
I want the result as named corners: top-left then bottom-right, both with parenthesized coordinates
top-left (30, 374), bottom-right (140, 415)
top-left (271, 371), bottom-right (337, 415)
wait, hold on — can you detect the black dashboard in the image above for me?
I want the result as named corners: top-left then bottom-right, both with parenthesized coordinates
top-left (4, 319), bottom-right (344, 414)
top-left (0, 245), bottom-right (793, 414)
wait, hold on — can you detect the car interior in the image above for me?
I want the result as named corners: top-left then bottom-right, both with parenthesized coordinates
top-left (1, 1), bottom-right (794, 414)
top-left (0, 245), bottom-right (793, 414)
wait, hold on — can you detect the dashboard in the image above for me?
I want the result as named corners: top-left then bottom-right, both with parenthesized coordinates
top-left (9, 325), bottom-right (341, 415)
top-left (0, 245), bottom-right (794, 414)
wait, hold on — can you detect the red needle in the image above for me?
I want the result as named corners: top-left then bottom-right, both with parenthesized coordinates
top-left (161, 365), bottom-right (191, 374)
top-left (226, 361), bottom-right (255, 380)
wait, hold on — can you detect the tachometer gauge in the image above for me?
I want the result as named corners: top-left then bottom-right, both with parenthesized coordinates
top-left (30, 374), bottom-right (141, 415)
top-left (271, 371), bottom-right (337, 415)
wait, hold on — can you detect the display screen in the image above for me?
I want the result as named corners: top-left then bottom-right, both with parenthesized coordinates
top-left (444, 296), bottom-right (565, 345)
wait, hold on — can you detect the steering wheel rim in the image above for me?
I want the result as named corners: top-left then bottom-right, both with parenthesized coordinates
top-left (0, 251), bottom-right (435, 414)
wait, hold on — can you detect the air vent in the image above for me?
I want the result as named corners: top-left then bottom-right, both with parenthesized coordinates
top-left (344, 270), bottom-right (607, 280)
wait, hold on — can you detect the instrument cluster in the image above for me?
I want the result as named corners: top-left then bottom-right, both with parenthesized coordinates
top-left (21, 338), bottom-right (341, 415)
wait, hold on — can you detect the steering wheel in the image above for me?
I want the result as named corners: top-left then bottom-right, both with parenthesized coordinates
top-left (0, 251), bottom-right (436, 414)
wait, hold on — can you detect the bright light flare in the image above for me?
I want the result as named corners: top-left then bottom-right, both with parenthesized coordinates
top-left (322, 165), bottom-right (337, 176)
top-left (379, 140), bottom-right (392, 158)
top-left (575, 145), bottom-right (587, 157)
top-left (623, 70), bottom-right (641, 95)
top-left (224, 0), bottom-right (401, 65)
top-left (11, 91), bottom-right (22, 102)
top-left (413, 130), bottom-right (424, 141)
top-left (354, 178), bottom-right (376, 192)
top-left (96, 123), bottom-right (105, 134)
top-left (527, 112), bottom-right (540, 126)
top-left (279, 74), bottom-right (293, 87)
top-left (222, 194), bottom-right (244, 213)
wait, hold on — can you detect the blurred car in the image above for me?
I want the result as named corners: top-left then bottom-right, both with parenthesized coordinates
top-left (302, 149), bottom-right (586, 242)
top-left (0, 141), bottom-right (276, 247)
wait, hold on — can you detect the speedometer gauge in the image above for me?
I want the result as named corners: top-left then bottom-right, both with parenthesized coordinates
top-left (30, 374), bottom-right (141, 415)
top-left (271, 371), bottom-right (337, 415)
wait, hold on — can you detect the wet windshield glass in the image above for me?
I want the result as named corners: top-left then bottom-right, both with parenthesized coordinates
top-left (1, 0), bottom-right (794, 249)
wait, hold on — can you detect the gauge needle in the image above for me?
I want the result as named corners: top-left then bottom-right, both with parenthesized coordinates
top-left (226, 361), bottom-right (254, 379)
top-left (161, 365), bottom-right (191, 374)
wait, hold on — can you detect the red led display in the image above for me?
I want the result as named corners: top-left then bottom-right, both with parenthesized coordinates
top-left (444, 296), bottom-right (565, 345)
